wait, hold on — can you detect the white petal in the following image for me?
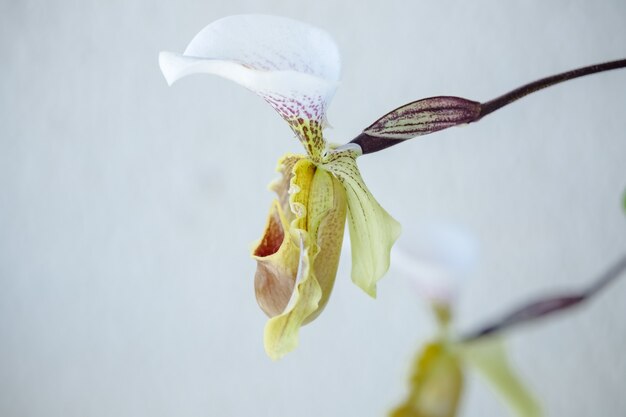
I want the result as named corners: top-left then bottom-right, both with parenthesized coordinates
top-left (159, 15), bottom-right (340, 126)
top-left (392, 223), bottom-right (479, 307)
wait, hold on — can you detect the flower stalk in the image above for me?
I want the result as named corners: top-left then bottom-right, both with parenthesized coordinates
top-left (352, 58), bottom-right (626, 155)
top-left (478, 58), bottom-right (626, 119)
top-left (461, 253), bottom-right (626, 342)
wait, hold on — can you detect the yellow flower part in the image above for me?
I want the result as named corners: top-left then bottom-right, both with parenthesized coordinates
top-left (322, 147), bottom-right (401, 297)
top-left (253, 149), bottom-right (400, 359)
top-left (391, 338), bottom-right (540, 417)
top-left (390, 342), bottom-right (464, 417)
top-left (457, 337), bottom-right (541, 417)
top-left (254, 156), bottom-right (347, 359)
top-left (160, 14), bottom-right (400, 359)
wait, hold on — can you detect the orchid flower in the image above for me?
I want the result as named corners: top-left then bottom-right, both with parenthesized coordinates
top-left (391, 227), bottom-right (541, 417)
top-left (391, 224), bottom-right (626, 417)
top-left (158, 14), bottom-right (626, 360)
top-left (159, 15), bottom-right (400, 359)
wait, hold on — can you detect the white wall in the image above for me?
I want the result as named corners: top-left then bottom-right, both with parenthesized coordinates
top-left (1, 1), bottom-right (625, 416)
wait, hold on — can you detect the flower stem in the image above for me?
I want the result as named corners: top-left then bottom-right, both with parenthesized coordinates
top-left (460, 253), bottom-right (626, 342)
top-left (477, 58), bottom-right (626, 120)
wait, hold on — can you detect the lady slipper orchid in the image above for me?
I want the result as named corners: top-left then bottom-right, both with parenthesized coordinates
top-left (392, 227), bottom-right (626, 416)
top-left (159, 15), bottom-right (400, 359)
top-left (391, 228), bottom-right (540, 417)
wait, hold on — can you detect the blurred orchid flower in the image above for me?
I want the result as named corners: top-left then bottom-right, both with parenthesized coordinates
top-left (390, 226), bottom-right (541, 417)
top-left (393, 224), bottom-right (478, 314)
top-left (159, 15), bottom-right (400, 359)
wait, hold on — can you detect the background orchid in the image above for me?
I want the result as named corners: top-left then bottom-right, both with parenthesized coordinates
top-left (391, 227), bottom-right (541, 417)
top-left (159, 15), bottom-right (400, 359)
top-left (390, 221), bottom-right (626, 417)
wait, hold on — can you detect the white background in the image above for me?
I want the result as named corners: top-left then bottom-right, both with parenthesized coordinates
top-left (1, 1), bottom-right (625, 416)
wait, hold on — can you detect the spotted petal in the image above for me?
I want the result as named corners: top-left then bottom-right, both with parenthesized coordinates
top-left (159, 14), bottom-right (340, 158)
top-left (322, 146), bottom-right (401, 297)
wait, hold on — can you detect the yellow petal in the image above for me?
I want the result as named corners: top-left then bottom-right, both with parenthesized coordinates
top-left (258, 157), bottom-right (347, 359)
top-left (390, 342), bottom-right (464, 417)
top-left (288, 158), bottom-right (316, 230)
top-left (457, 337), bottom-right (542, 417)
top-left (322, 147), bottom-right (401, 297)
top-left (269, 153), bottom-right (304, 223)
top-left (303, 164), bottom-right (347, 322)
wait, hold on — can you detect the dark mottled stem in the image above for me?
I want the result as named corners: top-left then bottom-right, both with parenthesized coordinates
top-left (350, 58), bottom-right (626, 155)
top-left (478, 58), bottom-right (626, 120)
top-left (461, 253), bottom-right (626, 342)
